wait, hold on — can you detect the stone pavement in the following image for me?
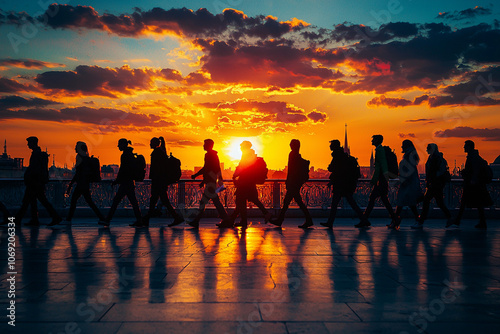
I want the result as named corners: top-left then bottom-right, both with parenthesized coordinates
top-left (1, 217), bottom-right (500, 334)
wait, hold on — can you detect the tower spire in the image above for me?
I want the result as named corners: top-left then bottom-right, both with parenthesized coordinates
top-left (344, 123), bottom-right (350, 155)
top-left (3, 139), bottom-right (6, 155)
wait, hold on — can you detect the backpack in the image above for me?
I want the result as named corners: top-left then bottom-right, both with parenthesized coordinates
top-left (298, 157), bottom-right (310, 184)
top-left (252, 157), bottom-right (268, 184)
top-left (436, 156), bottom-right (451, 183)
top-left (40, 151), bottom-right (49, 184)
top-left (383, 146), bottom-right (398, 179)
top-left (346, 154), bottom-right (361, 185)
top-left (133, 153), bottom-right (146, 182)
top-left (87, 156), bottom-right (101, 182)
top-left (165, 154), bottom-right (182, 185)
top-left (479, 158), bottom-right (493, 184)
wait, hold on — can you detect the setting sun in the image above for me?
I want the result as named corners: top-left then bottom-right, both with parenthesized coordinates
top-left (224, 137), bottom-right (263, 163)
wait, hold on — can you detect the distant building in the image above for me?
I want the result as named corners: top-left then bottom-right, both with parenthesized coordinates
top-left (101, 164), bottom-right (119, 179)
top-left (0, 140), bottom-right (24, 178)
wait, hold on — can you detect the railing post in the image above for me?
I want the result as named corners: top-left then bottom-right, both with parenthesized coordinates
top-left (273, 180), bottom-right (280, 209)
top-left (177, 180), bottom-right (185, 208)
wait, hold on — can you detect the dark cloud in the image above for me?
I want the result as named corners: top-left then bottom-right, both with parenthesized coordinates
top-left (406, 118), bottom-right (435, 123)
top-left (367, 95), bottom-right (414, 108)
top-left (399, 133), bottom-right (416, 138)
top-left (0, 77), bottom-right (38, 93)
top-left (0, 106), bottom-right (176, 128)
top-left (437, 6), bottom-right (492, 21)
top-left (0, 59), bottom-right (65, 69)
top-left (0, 95), bottom-right (61, 110)
top-left (435, 126), bottom-right (500, 141)
top-left (34, 65), bottom-right (184, 97)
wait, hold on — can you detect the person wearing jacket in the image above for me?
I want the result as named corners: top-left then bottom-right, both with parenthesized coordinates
top-left (320, 140), bottom-right (366, 228)
top-left (103, 138), bottom-right (141, 227)
top-left (390, 140), bottom-right (422, 229)
top-left (190, 139), bottom-right (230, 228)
top-left (358, 135), bottom-right (396, 228)
top-left (448, 140), bottom-right (492, 229)
top-left (142, 137), bottom-right (183, 228)
top-left (270, 139), bottom-right (313, 228)
top-left (16, 136), bottom-right (61, 227)
top-left (414, 143), bottom-right (451, 228)
top-left (66, 141), bottom-right (105, 223)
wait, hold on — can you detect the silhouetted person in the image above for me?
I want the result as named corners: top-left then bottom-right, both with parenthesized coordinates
top-left (102, 139), bottom-right (141, 227)
top-left (415, 143), bottom-right (451, 229)
top-left (358, 135), bottom-right (396, 227)
top-left (66, 141), bottom-right (105, 223)
top-left (143, 137), bottom-right (183, 227)
top-left (190, 139), bottom-right (230, 228)
top-left (448, 140), bottom-right (492, 229)
top-left (0, 201), bottom-right (10, 225)
top-left (269, 139), bottom-right (313, 228)
top-left (16, 136), bottom-right (62, 227)
top-left (390, 139), bottom-right (422, 229)
top-left (320, 140), bottom-right (366, 228)
top-left (227, 141), bottom-right (271, 228)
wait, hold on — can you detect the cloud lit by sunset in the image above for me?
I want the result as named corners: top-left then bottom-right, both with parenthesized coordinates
top-left (0, 1), bottom-right (499, 171)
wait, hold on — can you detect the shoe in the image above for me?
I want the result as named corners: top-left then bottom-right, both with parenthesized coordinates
top-left (320, 222), bottom-right (333, 228)
top-left (446, 218), bottom-right (459, 228)
top-left (264, 212), bottom-right (272, 223)
top-left (168, 216), bottom-right (184, 227)
top-left (234, 221), bottom-right (248, 228)
top-left (387, 217), bottom-right (401, 230)
top-left (25, 220), bottom-right (41, 227)
top-left (129, 220), bottom-right (143, 227)
top-left (355, 220), bottom-right (371, 228)
top-left (47, 216), bottom-right (63, 226)
top-left (188, 220), bottom-right (199, 228)
top-left (99, 220), bottom-right (110, 227)
top-left (411, 222), bottom-right (423, 229)
top-left (475, 222), bottom-right (487, 229)
top-left (269, 218), bottom-right (283, 227)
top-left (217, 218), bottom-right (234, 228)
top-left (298, 221), bottom-right (313, 229)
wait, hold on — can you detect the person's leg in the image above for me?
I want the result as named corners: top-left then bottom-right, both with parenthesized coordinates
top-left (323, 192), bottom-right (341, 227)
top-left (345, 193), bottom-right (365, 220)
top-left (294, 191), bottom-right (313, 228)
top-left (433, 187), bottom-right (451, 219)
top-left (0, 201), bottom-right (9, 224)
top-left (15, 187), bottom-right (33, 224)
top-left (67, 187), bottom-right (83, 221)
top-left (35, 184), bottom-right (61, 222)
top-left (212, 194), bottom-right (229, 220)
top-left (106, 184), bottom-right (127, 223)
top-left (125, 184), bottom-right (142, 223)
top-left (476, 206), bottom-right (486, 228)
top-left (419, 188), bottom-right (433, 223)
top-left (275, 190), bottom-right (294, 223)
top-left (147, 183), bottom-right (161, 218)
top-left (410, 206), bottom-right (419, 219)
top-left (81, 187), bottom-right (105, 221)
top-left (248, 186), bottom-right (269, 217)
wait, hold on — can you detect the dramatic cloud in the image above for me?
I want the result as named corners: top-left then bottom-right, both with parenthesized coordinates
top-left (0, 77), bottom-right (39, 93)
top-left (0, 59), bottom-right (65, 70)
top-left (0, 106), bottom-right (176, 129)
top-left (34, 65), bottom-right (185, 97)
top-left (398, 133), bottom-right (416, 138)
top-left (0, 95), bottom-right (61, 110)
top-left (434, 126), bottom-right (500, 141)
top-left (437, 6), bottom-right (492, 21)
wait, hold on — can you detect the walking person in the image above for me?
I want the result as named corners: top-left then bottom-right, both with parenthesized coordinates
top-left (190, 139), bottom-right (231, 228)
top-left (65, 141), bottom-right (105, 223)
top-left (357, 135), bottom-right (397, 228)
top-left (447, 140), bottom-right (493, 229)
top-left (389, 139), bottom-right (422, 229)
top-left (15, 136), bottom-right (62, 227)
top-left (102, 139), bottom-right (142, 227)
top-left (413, 143), bottom-right (452, 229)
top-left (227, 141), bottom-right (271, 228)
top-left (142, 137), bottom-right (183, 228)
top-left (320, 140), bottom-right (366, 228)
top-left (269, 139), bottom-right (313, 228)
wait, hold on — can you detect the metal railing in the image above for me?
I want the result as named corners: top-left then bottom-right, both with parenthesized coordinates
top-left (1, 178), bottom-right (499, 214)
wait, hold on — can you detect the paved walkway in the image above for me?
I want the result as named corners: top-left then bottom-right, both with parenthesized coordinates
top-left (1, 218), bottom-right (500, 334)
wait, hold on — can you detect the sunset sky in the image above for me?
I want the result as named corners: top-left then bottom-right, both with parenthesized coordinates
top-left (0, 0), bottom-right (499, 171)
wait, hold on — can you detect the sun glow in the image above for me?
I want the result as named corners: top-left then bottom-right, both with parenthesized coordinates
top-left (224, 137), bottom-right (263, 162)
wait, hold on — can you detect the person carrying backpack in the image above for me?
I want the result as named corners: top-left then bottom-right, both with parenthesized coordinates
top-left (414, 143), bottom-right (452, 229)
top-left (269, 139), bottom-right (313, 228)
top-left (320, 140), bottom-right (366, 228)
top-left (190, 139), bottom-right (231, 228)
top-left (447, 140), bottom-right (493, 229)
top-left (358, 135), bottom-right (397, 228)
top-left (15, 136), bottom-right (62, 227)
top-left (227, 141), bottom-right (271, 228)
top-left (102, 138), bottom-right (141, 227)
top-left (65, 141), bottom-right (105, 223)
top-left (141, 137), bottom-right (183, 228)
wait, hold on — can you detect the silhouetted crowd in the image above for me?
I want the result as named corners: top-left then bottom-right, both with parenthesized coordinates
top-left (0, 135), bottom-right (495, 230)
